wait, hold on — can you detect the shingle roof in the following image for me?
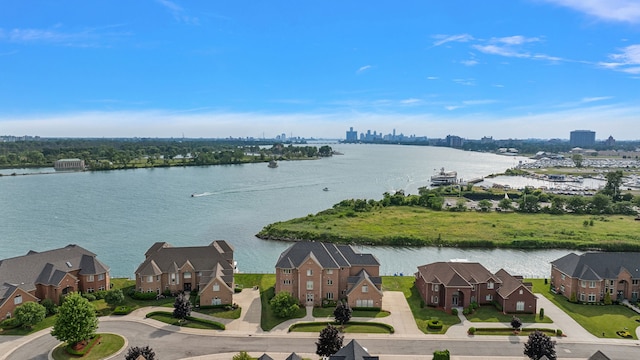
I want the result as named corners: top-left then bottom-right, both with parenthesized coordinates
top-left (415, 262), bottom-right (500, 288)
top-left (329, 340), bottom-right (379, 360)
top-left (552, 252), bottom-right (640, 280)
top-left (275, 241), bottom-right (379, 269)
top-left (346, 269), bottom-right (383, 297)
top-left (135, 240), bottom-right (234, 288)
top-left (0, 244), bottom-right (109, 291)
top-left (257, 354), bottom-right (274, 360)
top-left (588, 350), bottom-right (611, 360)
top-left (284, 353), bottom-right (303, 360)
top-left (495, 269), bottom-right (536, 300)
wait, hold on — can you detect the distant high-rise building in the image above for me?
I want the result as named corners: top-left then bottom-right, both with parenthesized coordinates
top-left (445, 135), bottom-right (464, 148)
top-left (570, 130), bottom-right (596, 147)
top-left (346, 127), bottom-right (358, 142)
top-left (605, 135), bottom-right (615, 147)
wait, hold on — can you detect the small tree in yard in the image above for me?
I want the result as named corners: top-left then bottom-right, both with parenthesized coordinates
top-left (333, 301), bottom-right (352, 325)
top-left (524, 330), bottom-right (556, 360)
top-left (125, 345), bottom-right (156, 360)
top-left (51, 292), bottom-right (98, 349)
top-left (104, 289), bottom-right (125, 307)
top-left (511, 316), bottom-right (522, 331)
top-left (316, 324), bottom-right (343, 359)
top-left (269, 291), bottom-right (300, 318)
top-left (173, 292), bottom-right (191, 322)
top-left (232, 351), bottom-right (252, 360)
top-left (14, 301), bottom-right (46, 329)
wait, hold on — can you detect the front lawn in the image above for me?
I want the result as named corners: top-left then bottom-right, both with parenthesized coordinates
top-left (260, 287), bottom-right (306, 331)
top-left (289, 321), bottom-right (393, 334)
top-left (467, 305), bottom-right (552, 324)
top-left (146, 311), bottom-right (225, 330)
top-left (528, 279), bottom-right (640, 339)
top-left (0, 315), bottom-right (57, 336)
top-left (195, 306), bottom-right (242, 319)
top-left (471, 327), bottom-right (558, 337)
top-left (312, 307), bottom-right (390, 318)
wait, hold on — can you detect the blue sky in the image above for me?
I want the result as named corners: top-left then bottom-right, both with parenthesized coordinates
top-left (1, 1), bottom-right (640, 140)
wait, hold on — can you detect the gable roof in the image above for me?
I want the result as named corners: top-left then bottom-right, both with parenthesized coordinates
top-left (346, 269), bottom-right (383, 296)
top-left (495, 269), bottom-right (536, 299)
top-left (329, 340), bottom-right (379, 360)
top-left (588, 350), bottom-right (611, 360)
top-left (257, 354), bottom-right (274, 360)
top-left (552, 252), bottom-right (640, 280)
top-left (135, 241), bottom-right (234, 287)
top-left (0, 244), bottom-right (109, 291)
top-left (284, 353), bottom-right (303, 360)
top-left (275, 241), bottom-right (379, 270)
top-left (415, 262), bottom-right (500, 288)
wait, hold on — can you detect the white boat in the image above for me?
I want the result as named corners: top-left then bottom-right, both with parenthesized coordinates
top-left (431, 167), bottom-right (458, 186)
top-left (268, 160), bottom-right (278, 168)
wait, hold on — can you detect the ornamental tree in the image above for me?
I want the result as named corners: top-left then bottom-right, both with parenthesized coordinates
top-left (523, 330), bottom-right (556, 360)
top-left (104, 289), bottom-right (125, 307)
top-left (269, 291), bottom-right (300, 318)
top-left (333, 301), bottom-right (352, 325)
top-left (125, 345), bottom-right (156, 360)
top-left (173, 292), bottom-right (192, 321)
top-left (51, 292), bottom-right (98, 347)
top-left (14, 301), bottom-right (46, 329)
top-left (511, 316), bottom-right (522, 331)
top-left (316, 324), bottom-right (343, 358)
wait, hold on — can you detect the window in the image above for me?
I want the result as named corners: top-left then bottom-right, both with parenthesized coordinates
top-left (560, 285), bottom-right (565, 293)
top-left (156, 275), bottom-right (160, 281)
top-left (306, 281), bottom-right (313, 290)
top-left (283, 269), bottom-right (291, 274)
top-left (561, 274), bottom-right (565, 280)
top-left (327, 279), bottom-right (333, 285)
top-left (589, 281), bottom-right (596, 288)
top-left (14, 295), bottom-right (22, 305)
top-left (471, 285), bottom-right (476, 291)
top-left (633, 291), bottom-right (638, 300)
top-left (171, 273), bottom-right (176, 282)
top-left (485, 294), bottom-right (493, 301)
top-left (519, 289), bottom-right (523, 295)
top-left (610, 288), bottom-right (614, 294)
top-left (283, 279), bottom-right (291, 285)
top-left (356, 299), bottom-right (373, 307)
top-left (147, 275), bottom-right (153, 283)
top-left (87, 275), bottom-right (94, 282)
top-left (362, 285), bottom-right (368, 293)
top-left (146, 289), bottom-right (154, 293)
top-left (98, 286), bottom-right (105, 291)
top-left (213, 284), bottom-right (220, 292)
top-left (588, 294), bottom-right (596, 302)
top-left (432, 284), bottom-right (439, 292)
top-left (516, 301), bottom-right (525, 311)
top-left (610, 280), bottom-right (615, 286)
top-left (487, 281), bottom-right (494, 289)
top-left (580, 293), bottom-right (585, 301)
top-left (98, 274), bottom-right (105, 281)
top-left (431, 296), bottom-right (438, 303)
top-left (581, 280), bottom-right (586, 288)
top-left (326, 269), bottom-right (333, 275)
top-left (633, 280), bottom-right (639, 285)
top-left (87, 288), bottom-right (94, 293)
top-left (184, 272), bottom-right (192, 279)
top-left (326, 292), bottom-right (334, 300)
top-left (307, 269), bottom-right (313, 276)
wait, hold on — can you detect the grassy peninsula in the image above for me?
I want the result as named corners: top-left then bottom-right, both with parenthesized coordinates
top-left (257, 187), bottom-right (640, 250)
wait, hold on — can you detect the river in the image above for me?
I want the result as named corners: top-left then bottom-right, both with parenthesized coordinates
top-left (0, 144), bottom-right (574, 278)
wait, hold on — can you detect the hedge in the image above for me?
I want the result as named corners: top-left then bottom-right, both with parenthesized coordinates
top-left (427, 320), bottom-right (443, 330)
top-left (132, 291), bottom-right (158, 300)
top-left (113, 306), bottom-right (132, 315)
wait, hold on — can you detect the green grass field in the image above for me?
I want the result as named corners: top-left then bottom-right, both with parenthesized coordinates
top-left (51, 333), bottom-right (125, 360)
top-left (259, 207), bottom-right (640, 250)
top-left (289, 321), bottom-right (393, 334)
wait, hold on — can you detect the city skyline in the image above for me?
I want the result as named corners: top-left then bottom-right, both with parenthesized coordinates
top-left (1, 1), bottom-right (640, 139)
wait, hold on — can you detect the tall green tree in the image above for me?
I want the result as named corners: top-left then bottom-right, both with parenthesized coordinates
top-left (602, 170), bottom-right (624, 201)
top-left (269, 291), bottom-right (300, 318)
top-left (316, 324), bottom-right (343, 358)
top-left (173, 292), bottom-right (192, 321)
top-left (125, 345), bottom-right (156, 360)
top-left (51, 292), bottom-right (98, 347)
top-left (523, 330), bottom-right (556, 360)
top-left (14, 302), bottom-right (46, 329)
top-left (333, 301), bottom-right (352, 325)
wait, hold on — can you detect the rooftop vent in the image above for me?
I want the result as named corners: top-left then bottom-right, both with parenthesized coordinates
top-left (66, 261), bottom-right (72, 268)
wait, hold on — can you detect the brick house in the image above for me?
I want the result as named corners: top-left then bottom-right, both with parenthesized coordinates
top-left (551, 252), bottom-right (640, 303)
top-left (415, 261), bottom-right (537, 313)
top-left (0, 244), bottom-right (110, 318)
top-left (135, 241), bottom-right (235, 306)
top-left (275, 241), bottom-right (382, 308)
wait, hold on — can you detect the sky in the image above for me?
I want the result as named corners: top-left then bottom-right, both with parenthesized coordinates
top-left (1, 1), bottom-right (640, 140)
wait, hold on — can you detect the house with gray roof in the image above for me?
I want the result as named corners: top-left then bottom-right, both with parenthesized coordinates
top-left (0, 244), bottom-right (110, 318)
top-left (275, 241), bottom-right (382, 308)
top-left (135, 241), bottom-right (235, 306)
top-left (415, 261), bottom-right (536, 313)
top-left (551, 252), bottom-right (640, 303)
top-left (329, 339), bottom-right (379, 360)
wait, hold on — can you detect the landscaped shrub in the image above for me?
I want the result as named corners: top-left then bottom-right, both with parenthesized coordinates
top-left (41, 298), bottom-right (58, 316)
top-left (433, 349), bottom-right (450, 360)
top-left (451, 308), bottom-right (458, 316)
top-left (556, 329), bottom-right (563, 336)
top-left (352, 307), bottom-right (381, 312)
top-left (113, 306), bottom-right (132, 315)
top-left (132, 291), bottom-right (159, 300)
top-left (82, 293), bottom-right (96, 301)
top-left (427, 319), bottom-right (443, 330)
top-left (0, 317), bottom-right (21, 330)
top-left (163, 289), bottom-right (172, 297)
top-left (468, 327), bottom-right (476, 335)
top-left (93, 290), bottom-right (107, 300)
top-left (470, 302), bottom-right (479, 310)
top-left (539, 308), bottom-right (544, 320)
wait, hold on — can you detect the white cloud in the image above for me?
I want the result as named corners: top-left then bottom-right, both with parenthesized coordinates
top-left (496, 35), bottom-right (540, 45)
top-left (460, 59), bottom-right (479, 66)
top-left (427, 76), bottom-right (438, 80)
top-left (542, 0), bottom-right (640, 23)
top-left (445, 105), bottom-right (462, 111)
top-left (0, 25), bottom-right (128, 47)
top-left (400, 98), bottom-right (422, 105)
top-left (452, 78), bottom-right (476, 86)
top-left (581, 96), bottom-right (612, 103)
top-left (356, 65), bottom-right (372, 74)
top-left (432, 34), bottom-right (474, 47)
top-left (156, 0), bottom-right (199, 25)
top-left (600, 44), bottom-right (640, 74)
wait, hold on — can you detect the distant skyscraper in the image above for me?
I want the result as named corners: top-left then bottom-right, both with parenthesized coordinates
top-left (346, 127), bottom-right (358, 142)
top-left (569, 130), bottom-right (596, 147)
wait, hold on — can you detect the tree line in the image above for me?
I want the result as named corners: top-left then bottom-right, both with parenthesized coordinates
top-left (0, 138), bottom-right (332, 170)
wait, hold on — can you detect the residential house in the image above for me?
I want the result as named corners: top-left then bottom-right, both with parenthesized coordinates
top-left (135, 241), bottom-right (235, 306)
top-left (415, 261), bottom-right (537, 313)
top-left (551, 252), bottom-right (640, 303)
top-left (0, 244), bottom-right (110, 318)
top-left (275, 241), bottom-right (382, 308)
top-left (329, 339), bottom-right (379, 360)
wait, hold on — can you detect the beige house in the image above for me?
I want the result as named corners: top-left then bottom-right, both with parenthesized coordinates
top-left (135, 241), bottom-right (235, 306)
top-left (275, 241), bottom-right (382, 308)
top-left (415, 261), bottom-right (537, 313)
top-left (0, 244), bottom-right (110, 318)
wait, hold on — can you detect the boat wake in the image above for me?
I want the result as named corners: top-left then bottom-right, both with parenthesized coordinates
top-left (191, 192), bottom-right (214, 197)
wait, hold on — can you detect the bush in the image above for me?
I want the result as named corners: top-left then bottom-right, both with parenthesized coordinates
top-left (82, 293), bottom-right (96, 302)
top-left (163, 289), bottom-right (172, 297)
top-left (269, 291), bottom-right (300, 318)
top-left (0, 317), bottom-right (21, 330)
top-left (433, 349), bottom-right (450, 360)
top-left (41, 298), bottom-right (58, 316)
top-left (427, 319), bottom-right (443, 330)
top-left (468, 327), bottom-right (476, 335)
top-left (93, 290), bottom-right (107, 300)
top-left (556, 329), bottom-right (563, 336)
top-left (113, 306), bottom-right (132, 315)
top-left (451, 308), bottom-right (458, 316)
top-left (132, 291), bottom-right (159, 300)
top-left (539, 308), bottom-right (544, 320)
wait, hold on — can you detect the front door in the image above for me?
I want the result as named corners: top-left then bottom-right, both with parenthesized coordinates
top-left (452, 293), bottom-right (459, 306)
top-left (212, 297), bottom-right (222, 305)
top-left (306, 293), bottom-right (314, 305)
top-left (184, 283), bottom-right (192, 292)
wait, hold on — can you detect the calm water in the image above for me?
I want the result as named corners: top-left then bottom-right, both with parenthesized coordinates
top-left (0, 144), bottom-right (571, 278)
